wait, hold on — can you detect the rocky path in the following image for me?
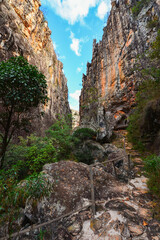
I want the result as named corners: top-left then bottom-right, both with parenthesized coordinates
top-left (1, 131), bottom-right (159, 240)
top-left (78, 131), bottom-right (160, 240)
top-left (80, 175), bottom-right (160, 240)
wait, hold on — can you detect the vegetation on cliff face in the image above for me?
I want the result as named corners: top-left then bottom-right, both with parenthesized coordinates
top-left (127, 30), bottom-right (160, 151)
top-left (127, 30), bottom-right (160, 216)
top-left (132, 0), bottom-right (151, 17)
top-left (0, 56), bottom-right (48, 168)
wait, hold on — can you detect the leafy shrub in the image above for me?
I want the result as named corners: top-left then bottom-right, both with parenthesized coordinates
top-left (72, 128), bottom-right (97, 165)
top-left (0, 172), bottom-right (50, 233)
top-left (147, 17), bottom-right (160, 29)
top-left (74, 142), bottom-right (96, 165)
top-left (0, 115), bottom-right (73, 233)
top-left (46, 115), bottom-right (73, 160)
top-left (3, 135), bottom-right (57, 179)
top-left (72, 128), bottom-right (96, 142)
top-left (127, 30), bottom-right (160, 151)
top-left (3, 115), bottom-right (73, 178)
top-left (132, 0), bottom-right (151, 17)
top-left (144, 155), bottom-right (160, 197)
top-left (144, 155), bottom-right (160, 219)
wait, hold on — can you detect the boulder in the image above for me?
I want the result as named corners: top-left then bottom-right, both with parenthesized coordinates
top-left (24, 161), bottom-right (114, 224)
top-left (97, 108), bottom-right (116, 142)
top-left (74, 140), bottom-right (106, 164)
top-left (102, 143), bottom-right (131, 179)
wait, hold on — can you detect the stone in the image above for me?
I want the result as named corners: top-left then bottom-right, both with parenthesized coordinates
top-left (105, 199), bottom-right (136, 212)
top-left (71, 109), bottom-right (80, 129)
top-left (128, 224), bottom-right (144, 236)
top-left (138, 208), bottom-right (151, 219)
top-left (90, 219), bottom-right (102, 232)
top-left (23, 161), bottom-right (114, 224)
top-left (67, 222), bottom-right (82, 236)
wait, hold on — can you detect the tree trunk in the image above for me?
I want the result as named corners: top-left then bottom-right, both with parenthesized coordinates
top-left (0, 107), bottom-right (13, 169)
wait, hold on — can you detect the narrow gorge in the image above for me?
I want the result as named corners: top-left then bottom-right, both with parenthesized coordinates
top-left (0, 0), bottom-right (160, 239)
top-left (80, 0), bottom-right (160, 148)
top-left (0, 0), bottom-right (71, 134)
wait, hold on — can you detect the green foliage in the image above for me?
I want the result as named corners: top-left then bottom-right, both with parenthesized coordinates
top-left (127, 30), bottom-right (160, 151)
top-left (81, 86), bottom-right (99, 110)
top-left (147, 17), bottom-right (160, 29)
top-left (3, 115), bottom-right (73, 177)
top-left (144, 155), bottom-right (160, 219)
top-left (46, 114), bottom-right (73, 160)
top-left (132, 0), bottom-right (151, 17)
top-left (74, 142), bottom-right (97, 165)
top-left (0, 56), bottom-right (48, 168)
top-left (4, 134), bottom-right (57, 178)
top-left (144, 155), bottom-right (160, 199)
top-left (72, 128), bottom-right (96, 142)
top-left (0, 115), bottom-right (73, 232)
top-left (72, 128), bottom-right (97, 164)
top-left (150, 30), bottom-right (160, 60)
top-left (0, 172), bottom-right (50, 232)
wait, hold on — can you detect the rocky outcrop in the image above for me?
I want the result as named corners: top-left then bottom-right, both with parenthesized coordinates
top-left (1, 160), bottom-right (160, 239)
top-left (0, 0), bottom-right (71, 133)
top-left (80, 0), bottom-right (160, 140)
top-left (71, 109), bottom-right (80, 129)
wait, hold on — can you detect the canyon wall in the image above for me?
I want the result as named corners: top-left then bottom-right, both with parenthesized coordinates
top-left (80, 0), bottom-right (160, 141)
top-left (0, 0), bottom-right (71, 133)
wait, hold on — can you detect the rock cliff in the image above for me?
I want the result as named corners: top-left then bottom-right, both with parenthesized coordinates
top-left (80, 0), bottom-right (160, 141)
top-left (0, 0), bottom-right (71, 133)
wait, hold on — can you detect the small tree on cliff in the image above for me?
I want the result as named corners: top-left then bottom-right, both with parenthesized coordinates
top-left (0, 56), bottom-right (48, 168)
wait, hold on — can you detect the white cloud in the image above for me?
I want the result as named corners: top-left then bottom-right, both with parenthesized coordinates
top-left (96, 1), bottom-right (111, 20)
top-left (70, 32), bottom-right (81, 56)
top-left (77, 67), bottom-right (82, 72)
top-left (70, 90), bottom-right (81, 101)
top-left (58, 55), bottom-right (66, 60)
top-left (42, 0), bottom-right (98, 25)
top-left (53, 41), bottom-right (57, 50)
top-left (77, 63), bottom-right (84, 73)
top-left (70, 104), bottom-right (79, 111)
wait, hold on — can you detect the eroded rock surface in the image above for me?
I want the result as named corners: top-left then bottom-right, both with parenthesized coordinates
top-left (1, 154), bottom-right (159, 239)
top-left (0, 0), bottom-right (71, 133)
top-left (80, 0), bottom-right (160, 140)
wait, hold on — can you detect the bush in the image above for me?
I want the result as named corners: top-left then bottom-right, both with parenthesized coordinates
top-left (147, 17), bottom-right (160, 29)
top-left (0, 172), bottom-right (50, 233)
top-left (0, 115), bottom-right (74, 232)
top-left (3, 134), bottom-right (57, 179)
top-left (3, 115), bottom-right (73, 178)
top-left (132, 0), bottom-right (151, 17)
top-left (127, 30), bottom-right (160, 151)
top-left (72, 128), bottom-right (96, 142)
top-left (144, 155), bottom-right (160, 219)
top-left (144, 155), bottom-right (160, 197)
top-left (72, 128), bottom-right (97, 165)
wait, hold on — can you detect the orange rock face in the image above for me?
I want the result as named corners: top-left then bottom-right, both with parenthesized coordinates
top-left (0, 0), bottom-right (71, 133)
top-left (80, 0), bottom-right (160, 135)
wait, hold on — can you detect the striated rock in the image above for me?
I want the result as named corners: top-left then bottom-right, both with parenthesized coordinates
top-left (0, 0), bottom-right (71, 134)
top-left (80, 0), bottom-right (160, 139)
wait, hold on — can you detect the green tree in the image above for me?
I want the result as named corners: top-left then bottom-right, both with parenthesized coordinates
top-left (0, 56), bottom-right (48, 168)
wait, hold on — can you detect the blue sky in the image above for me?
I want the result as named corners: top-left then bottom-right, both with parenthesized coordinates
top-left (41, 0), bottom-right (111, 110)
